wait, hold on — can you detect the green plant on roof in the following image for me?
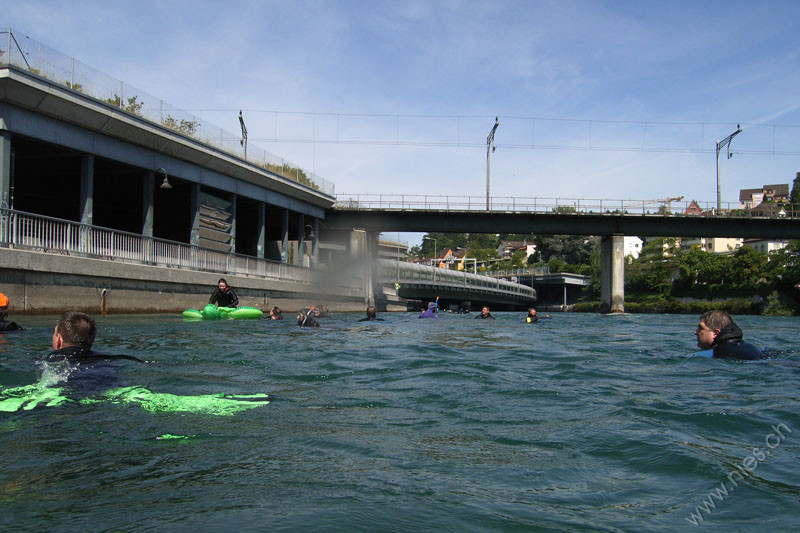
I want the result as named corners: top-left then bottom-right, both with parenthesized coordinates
top-left (162, 115), bottom-right (199, 136)
top-left (105, 93), bottom-right (144, 115)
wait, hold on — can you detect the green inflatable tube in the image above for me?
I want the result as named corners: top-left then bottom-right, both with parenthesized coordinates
top-left (182, 305), bottom-right (263, 320)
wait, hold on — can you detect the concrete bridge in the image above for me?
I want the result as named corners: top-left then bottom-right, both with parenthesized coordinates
top-left (377, 259), bottom-right (536, 311)
top-left (325, 195), bottom-right (800, 313)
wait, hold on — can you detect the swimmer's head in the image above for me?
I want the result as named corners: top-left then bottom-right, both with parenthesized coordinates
top-left (53, 311), bottom-right (97, 350)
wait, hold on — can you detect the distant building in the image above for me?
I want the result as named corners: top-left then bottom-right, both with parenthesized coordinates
top-left (378, 239), bottom-right (408, 261)
top-left (496, 240), bottom-right (536, 260)
top-left (624, 236), bottom-right (643, 259)
top-left (684, 201), bottom-right (704, 215)
top-left (739, 184), bottom-right (789, 209)
top-left (682, 237), bottom-right (742, 254)
top-left (743, 238), bottom-right (789, 254)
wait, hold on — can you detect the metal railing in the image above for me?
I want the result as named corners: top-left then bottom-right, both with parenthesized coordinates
top-left (335, 194), bottom-right (797, 218)
top-left (378, 259), bottom-right (536, 300)
top-left (0, 208), bottom-right (340, 287)
top-left (0, 28), bottom-right (334, 196)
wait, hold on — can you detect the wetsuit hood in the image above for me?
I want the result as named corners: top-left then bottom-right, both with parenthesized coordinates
top-left (712, 323), bottom-right (743, 346)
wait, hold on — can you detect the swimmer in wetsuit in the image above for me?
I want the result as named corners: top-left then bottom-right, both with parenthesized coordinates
top-left (209, 278), bottom-right (239, 308)
top-left (0, 293), bottom-right (23, 332)
top-left (694, 310), bottom-right (763, 360)
top-left (475, 306), bottom-right (494, 319)
top-left (269, 306), bottom-right (283, 320)
top-left (358, 305), bottom-right (385, 322)
top-left (297, 307), bottom-right (320, 327)
top-left (418, 302), bottom-right (437, 319)
top-left (525, 308), bottom-right (539, 323)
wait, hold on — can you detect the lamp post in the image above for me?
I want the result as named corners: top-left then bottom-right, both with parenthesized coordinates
top-left (423, 236), bottom-right (437, 266)
top-left (715, 124), bottom-right (742, 212)
top-left (486, 117), bottom-right (499, 211)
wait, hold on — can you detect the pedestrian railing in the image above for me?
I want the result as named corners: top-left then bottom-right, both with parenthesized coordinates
top-left (336, 194), bottom-right (796, 218)
top-left (0, 208), bottom-right (324, 286)
top-left (378, 259), bottom-right (536, 300)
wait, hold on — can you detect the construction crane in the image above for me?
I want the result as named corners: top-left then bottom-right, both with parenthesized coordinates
top-left (623, 196), bottom-right (684, 213)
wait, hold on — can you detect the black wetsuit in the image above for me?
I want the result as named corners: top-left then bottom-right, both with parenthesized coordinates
top-left (358, 317), bottom-right (385, 322)
top-left (711, 324), bottom-right (764, 360)
top-left (38, 347), bottom-right (144, 397)
top-left (0, 320), bottom-right (23, 332)
top-left (475, 313), bottom-right (495, 320)
top-left (209, 287), bottom-right (239, 307)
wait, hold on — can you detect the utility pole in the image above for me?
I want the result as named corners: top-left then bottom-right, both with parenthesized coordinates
top-left (716, 124), bottom-right (742, 211)
top-left (486, 117), bottom-right (499, 210)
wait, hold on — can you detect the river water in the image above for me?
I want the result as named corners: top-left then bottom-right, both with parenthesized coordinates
top-left (1, 312), bottom-right (798, 532)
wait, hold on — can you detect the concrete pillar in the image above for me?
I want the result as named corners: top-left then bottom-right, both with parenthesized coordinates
top-left (229, 194), bottom-right (237, 253)
top-left (563, 284), bottom-right (568, 308)
top-left (189, 184), bottom-right (200, 268)
top-left (79, 154), bottom-right (94, 253)
top-left (296, 213), bottom-right (305, 266)
top-left (256, 203), bottom-right (266, 259)
top-left (142, 171), bottom-right (154, 237)
top-left (0, 131), bottom-right (10, 209)
top-left (280, 208), bottom-right (289, 264)
top-left (79, 154), bottom-right (94, 225)
top-left (365, 230), bottom-right (378, 307)
top-left (600, 235), bottom-right (624, 314)
top-left (312, 218), bottom-right (319, 268)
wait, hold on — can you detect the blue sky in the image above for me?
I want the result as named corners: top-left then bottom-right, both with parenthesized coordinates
top-left (4, 1), bottom-right (800, 244)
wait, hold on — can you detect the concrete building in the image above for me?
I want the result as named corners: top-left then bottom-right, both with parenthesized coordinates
top-left (681, 237), bottom-right (743, 254)
top-left (623, 236), bottom-right (643, 260)
top-left (743, 238), bottom-right (789, 254)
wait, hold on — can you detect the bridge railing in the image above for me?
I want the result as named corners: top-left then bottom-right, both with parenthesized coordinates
top-left (0, 28), bottom-right (334, 196)
top-left (336, 194), bottom-right (796, 218)
top-left (0, 208), bottom-right (353, 289)
top-left (378, 259), bottom-right (536, 300)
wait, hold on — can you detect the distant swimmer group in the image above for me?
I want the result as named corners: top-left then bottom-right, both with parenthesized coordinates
top-left (694, 310), bottom-right (764, 360)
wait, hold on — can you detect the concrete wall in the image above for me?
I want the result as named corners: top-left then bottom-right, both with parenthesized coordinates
top-left (0, 248), bottom-right (367, 315)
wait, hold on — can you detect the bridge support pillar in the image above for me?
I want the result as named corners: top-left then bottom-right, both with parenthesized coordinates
top-left (600, 235), bottom-right (624, 314)
top-left (142, 171), bottom-right (154, 238)
top-left (296, 213), bottom-right (305, 266)
top-left (366, 231), bottom-right (379, 308)
top-left (311, 218), bottom-right (319, 268)
top-left (79, 154), bottom-right (94, 254)
top-left (280, 208), bottom-right (289, 264)
top-left (0, 131), bottom-right (10, 209)
top-left (189, 183), bottom-right (200, 267)
top-left (256, 203), bottom-right (266, 259)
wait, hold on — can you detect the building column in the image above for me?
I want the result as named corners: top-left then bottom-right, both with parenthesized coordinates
top-left (229, 194), bottom-right (237, 253)
top-left (296, 213), bottom-right (305, 266)
top-left (312, 218), bottom-right (319, 268)
top-left (256, 203), bottom-right (266, 259)
top-left (0, 131), bottom-right (10, 209)
top-left (79, 154), bottom-right (94, 253)
top-left (600, 235), bottom-right (624, 314)
top-left (280, 208), bottom-right (289, 264)
top-left (189, 183), bottom-right (200, 267)
top-left (365, 230), bottom-right (379, 307)
top-left (142, 171), bottom-right (154, 237)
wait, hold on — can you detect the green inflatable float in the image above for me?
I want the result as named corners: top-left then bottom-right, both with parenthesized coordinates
top-left (183, 304), bottom-right (263, 320)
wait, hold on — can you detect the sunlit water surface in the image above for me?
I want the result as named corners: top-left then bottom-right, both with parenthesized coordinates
top-left (1, 312), bottom-right (798, 532)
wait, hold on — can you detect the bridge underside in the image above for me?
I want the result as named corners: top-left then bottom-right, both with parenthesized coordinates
top-left (324, 209), bottom-right (800, 239)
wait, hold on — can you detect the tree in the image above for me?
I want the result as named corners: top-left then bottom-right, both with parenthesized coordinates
top-left (791, 172), bottom-right (800, 215)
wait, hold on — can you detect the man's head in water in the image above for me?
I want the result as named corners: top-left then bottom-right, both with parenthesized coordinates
top-left (528, 308), bottom-right (537, 317)
top-left (481, 306), bottom-right (490, 317)
top-left (218, 278), bottom-right (229, 291)
top-left (695, 310), bottom-right (733, 349)
top-left (366, 305), bottom-right (378, 319)
top-left (52, 312), bottom-right (97, 350)
top-left (270, 306), bottom-right (282, 319)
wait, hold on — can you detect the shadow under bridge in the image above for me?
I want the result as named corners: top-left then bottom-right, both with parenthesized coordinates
top-left (378, 259), bottom-right (536, 311)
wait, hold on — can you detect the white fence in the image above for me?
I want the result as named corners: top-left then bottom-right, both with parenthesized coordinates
top-left (336, 194), bottom-right (796, 217)
top-left (0, 208), bottom-right (317, 284)
top-left (379, 259), bottom-right (536, 301)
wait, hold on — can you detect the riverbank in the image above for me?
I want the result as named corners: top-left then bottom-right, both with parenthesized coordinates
top-left (574, 297), bottom-right (772, 315)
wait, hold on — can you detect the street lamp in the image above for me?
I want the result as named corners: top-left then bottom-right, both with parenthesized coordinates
top-left (486, 117), bottom-right (499, 210)
top-left (715, 124), bottom-right (742, 211)
top-left (423, 236), bottom-right (437, 266)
